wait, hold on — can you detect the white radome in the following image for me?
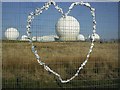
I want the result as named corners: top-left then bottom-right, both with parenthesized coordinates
top-left (21, 35), bottom-right (29, 41)
top-left (32, 36), bottom-right (37, 41)
top-left (56, 16), bottom-right (80, 41)
top-left (89, 33), bottom-right (100, 41)
top-left (77, 34), bottom-right (85, 41)
top-left (5, 28), bottom-right (19, 40)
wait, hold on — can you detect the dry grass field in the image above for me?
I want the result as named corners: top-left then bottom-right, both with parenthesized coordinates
top-left (2, 41), bottom-right (119, 88)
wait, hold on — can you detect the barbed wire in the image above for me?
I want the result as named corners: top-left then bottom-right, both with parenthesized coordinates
top-left (26, 0), bottom-right (96, 83)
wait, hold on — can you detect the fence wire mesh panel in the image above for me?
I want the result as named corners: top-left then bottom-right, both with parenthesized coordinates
top-left (2, 1), bottom-right (119, 89)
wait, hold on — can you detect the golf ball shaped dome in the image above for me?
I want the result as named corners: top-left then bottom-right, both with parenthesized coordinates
top-left (5, 28), bottom-right (19, 40)
top-left (56, 16), bottom-right (80, 41)
top-left (77, 34), bottom-right (85, 41)
top-left (90, 33), bottom-right (100, 41)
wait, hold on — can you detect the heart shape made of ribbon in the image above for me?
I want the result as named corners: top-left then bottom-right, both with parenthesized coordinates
top-left (26, 0), bottom-right (96, 83)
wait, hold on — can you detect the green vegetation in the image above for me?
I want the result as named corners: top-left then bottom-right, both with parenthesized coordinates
top-left (2, 41), bottom-right (119, 88)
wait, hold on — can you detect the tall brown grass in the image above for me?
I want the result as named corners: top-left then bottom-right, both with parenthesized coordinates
top-left (2, 41), bottom-right (118, 88)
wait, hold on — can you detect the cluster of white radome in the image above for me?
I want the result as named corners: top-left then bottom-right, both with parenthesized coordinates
top-left (5, 16), bottom-right (100, 42)
top-left (5, 27), bottom-right (100, 42)
top-left (20, 34), bottom-right (86, 42)
top-left (5, 28), bottom-right (100, 42)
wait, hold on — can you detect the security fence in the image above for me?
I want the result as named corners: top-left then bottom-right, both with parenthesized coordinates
top-left (2, 1), bottom-right (119, 89)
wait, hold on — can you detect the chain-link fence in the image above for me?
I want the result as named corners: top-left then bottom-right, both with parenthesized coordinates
top-left (2, 1), bottom-right (119, 89)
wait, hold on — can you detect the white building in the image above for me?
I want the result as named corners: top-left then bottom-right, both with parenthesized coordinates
top-left (32, 35), bottom-right (59, 42)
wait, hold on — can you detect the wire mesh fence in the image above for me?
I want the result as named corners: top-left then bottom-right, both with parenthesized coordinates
top-left (2, 1), bottom-right (119, 89)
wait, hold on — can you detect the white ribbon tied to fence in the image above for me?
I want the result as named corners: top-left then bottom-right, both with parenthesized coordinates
top-left (26, 0), bottom-right (96, 83)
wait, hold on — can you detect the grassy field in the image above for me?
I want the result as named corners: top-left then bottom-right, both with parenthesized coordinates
top-left (2, 41), bottom-right (119, 88)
